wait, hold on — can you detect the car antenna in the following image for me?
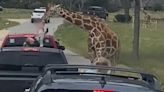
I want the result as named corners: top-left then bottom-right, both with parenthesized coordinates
top-left (99, 76), bottom-right (106, 88)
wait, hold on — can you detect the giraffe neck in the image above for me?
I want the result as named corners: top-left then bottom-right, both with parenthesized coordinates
top-left (57, 8), bottom-right (104, 31)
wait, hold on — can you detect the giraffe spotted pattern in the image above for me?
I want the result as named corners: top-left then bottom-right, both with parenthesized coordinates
top-left (52, 5), bottom-right (120, 66)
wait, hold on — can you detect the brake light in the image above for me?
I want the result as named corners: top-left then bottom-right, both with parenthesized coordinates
top-left (22, 48), bottom-right (39, 52)
top-left (93, 90), bottom-right (114, 92)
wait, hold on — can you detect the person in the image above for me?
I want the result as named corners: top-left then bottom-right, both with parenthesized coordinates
top-left (84, 57), bottom-right (111, 74)
top-left (23, 37), bottom-right (36, 47)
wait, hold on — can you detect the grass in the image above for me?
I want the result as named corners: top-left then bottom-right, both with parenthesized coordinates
top-left (0, 8), bottom-right (32, 19)
top-left (0, 18), bottom-right (19, 30)
top-left (55, 19), bottom-right (164, 90)
top-left (0, 8), bottom-right (30, 30)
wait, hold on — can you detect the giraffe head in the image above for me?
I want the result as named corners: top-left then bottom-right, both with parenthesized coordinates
top-left (50, 4), bottom-right (61, 13)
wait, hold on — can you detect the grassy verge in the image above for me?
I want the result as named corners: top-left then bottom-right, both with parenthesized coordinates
top-left (0, 18), bottom-right (19, 30)
top-left (55, 20), bottom-right (164, 90)
top-left (0, 8), bottom-right (32, 19)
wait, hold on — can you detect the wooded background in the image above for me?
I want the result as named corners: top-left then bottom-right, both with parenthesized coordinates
top-left (0, 0), bottom-right (164, 12)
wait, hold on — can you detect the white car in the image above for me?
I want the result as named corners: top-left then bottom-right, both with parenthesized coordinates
top-left (31, 8), bottom-right (50, 23)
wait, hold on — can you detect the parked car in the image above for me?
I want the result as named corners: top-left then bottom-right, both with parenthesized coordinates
top-left (1, 33), bottom-right (65, 50)
top-left (25, 64), bottom-right (162, 92)
top-left (0, 6), bottom-right (3, 11)
top-left (31, 8), bottom-right (50, 23)
top-left (0, 47), bottom-right (68, 92)
top-left (84, 6), bottom-right (109, 19)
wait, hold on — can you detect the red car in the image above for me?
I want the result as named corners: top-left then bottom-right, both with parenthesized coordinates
top-left (1, 33), bottom-right (65, 50)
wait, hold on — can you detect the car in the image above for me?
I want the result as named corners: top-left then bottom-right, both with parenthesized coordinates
top-left (31, 8), bottom-right (50, 23)
top-left (25, 64), bottom-right (162, 92)
top-left (1, 33), bottom-right (65, 50)
top-left (0, 47), bottom-right (68, 92)
top-left (84, 6), bottom-right (109, 19)
top-left (0, 6), bottom-right (3, 11)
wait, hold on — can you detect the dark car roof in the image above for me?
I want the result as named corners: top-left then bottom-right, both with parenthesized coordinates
top-left (32, 65), bottom-right (161, 92)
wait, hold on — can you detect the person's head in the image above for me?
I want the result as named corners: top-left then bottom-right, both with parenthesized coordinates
top-left (26, 37), bottom-right (35, 45)
top-left (93, 57), bottom-right (111, 66)
top-left (93, 57), bottom-right (111, 73)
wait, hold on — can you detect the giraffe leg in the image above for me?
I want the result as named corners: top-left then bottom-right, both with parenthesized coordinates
top-left (88, 47), bottom-right (96, 64)
top-left (88, 37), bottom-right (96, 64)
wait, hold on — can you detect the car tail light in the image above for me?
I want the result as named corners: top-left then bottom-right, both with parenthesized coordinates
top-left (22, 48), bottom-right (39, 52)
top-left (93, 90), bottom-right (114, 92)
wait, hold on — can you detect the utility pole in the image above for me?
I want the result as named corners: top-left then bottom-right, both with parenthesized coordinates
top-left (132, 0), bottom-right (140, 60)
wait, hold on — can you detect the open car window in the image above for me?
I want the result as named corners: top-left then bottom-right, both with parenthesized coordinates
top-left (4, 37), bottom-right (54, 48)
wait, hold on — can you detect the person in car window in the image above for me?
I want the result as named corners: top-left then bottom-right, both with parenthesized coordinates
top-left (23, 37), bottom-right (36, 47)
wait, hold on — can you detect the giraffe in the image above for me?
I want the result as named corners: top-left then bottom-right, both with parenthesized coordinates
top-left (142, 9), bottom-right (151, 29)
top-left (141, 9), bottom-right (158, 30)
top-left (52, 5), bottom-right (120, 67)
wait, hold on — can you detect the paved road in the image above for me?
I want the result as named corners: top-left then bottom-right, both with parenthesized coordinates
top-left (8, 18), bottom-right (90, 65)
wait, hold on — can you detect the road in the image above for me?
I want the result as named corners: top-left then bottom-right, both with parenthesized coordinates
top-left (8, 18), bottom-right (90, 65)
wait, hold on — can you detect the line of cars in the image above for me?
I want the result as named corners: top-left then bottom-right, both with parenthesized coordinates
top-left (1, 32), bottom-right (163, 92)
top-left (0, 6), bottom-right (163, 92)
top-left (0, 30), bottom-right (68, 92)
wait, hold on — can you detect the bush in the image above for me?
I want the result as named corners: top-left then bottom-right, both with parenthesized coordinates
top-left (114, 14), bottom-right (132, 23)
top-left (144, 3), bottom-right (164, 11)
top-left (153, 3), bottom-right (163, 11)
top-left (107, 3), bottom-right (121, 13)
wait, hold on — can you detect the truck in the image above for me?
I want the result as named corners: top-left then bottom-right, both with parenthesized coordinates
top-left (0, 47), bottom-right (68, 92)
top-left (1, 33), bottom-right (65, 50)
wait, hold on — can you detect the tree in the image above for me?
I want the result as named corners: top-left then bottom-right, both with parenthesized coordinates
top-left (132, 0), bottom-right (140, 60)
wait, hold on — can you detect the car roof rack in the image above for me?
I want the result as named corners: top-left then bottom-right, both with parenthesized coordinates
top-left (45, 64), bottom-right (150, 75)
top-left (42, 64), bottom-right (161, 91)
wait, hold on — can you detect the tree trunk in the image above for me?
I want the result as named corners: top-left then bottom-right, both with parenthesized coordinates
top-left (132, 0), bottom-right (140, 60)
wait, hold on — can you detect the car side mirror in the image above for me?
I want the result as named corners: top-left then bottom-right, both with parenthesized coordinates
top-left (59, 46), bottom-right (65, 50)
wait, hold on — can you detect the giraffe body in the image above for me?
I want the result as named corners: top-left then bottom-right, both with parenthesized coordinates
top-left (53, 5), bottom-right (120, 66)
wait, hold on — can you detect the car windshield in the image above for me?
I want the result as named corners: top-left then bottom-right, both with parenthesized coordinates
top-left (88, 7), bottom-right (104, 11)
top-left (33, 10), bottom-right (45, 13)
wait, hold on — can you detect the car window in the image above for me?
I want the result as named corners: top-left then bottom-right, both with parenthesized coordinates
top-left (43, 38), bottom-right (53, 48)
top-left (4, 37), bottom-right (54, 47)
top-left (88, 7), bottom-right (104, 11)
top-left (5, 37), bottom-right (27, 46)
top-left (33, 11), bottom-right (45, 13)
